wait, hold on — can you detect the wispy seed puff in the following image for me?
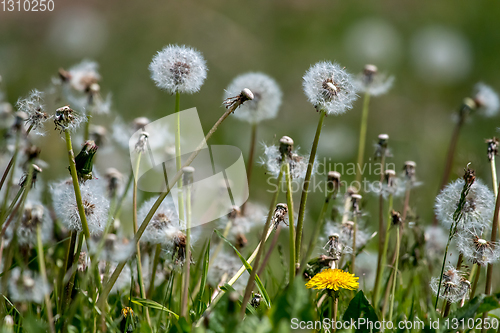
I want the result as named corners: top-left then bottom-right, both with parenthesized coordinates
top-left (354, 64), bottom-right (394, 97)
top-left (149, 45), bottom-right (207, 94)
top-left (473, 82), bottom-right (499, 117)
top-left (224, 72), bottom-right (282, 124)
top-left (302, 61), bottom-right (358, 115)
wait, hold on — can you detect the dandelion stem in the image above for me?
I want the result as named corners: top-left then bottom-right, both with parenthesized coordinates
top-left (481, 182), bottom-right (500, 331)
top-left (351, 212), bottom-right (358, 274)
top-left (112, 169), bottom-right (133, 221)
top-left (491, 156), bottom-right (498, 199)
top-left (0, 187), bottom-right (24, 233)
top-left (0, 131), bottom-right (21, 225)
top-left (388, 224), bottom-right (400, 321)
top-left (373, 151), bottom-right (387, 307)
top-left (64, 129), bottom-right (91, 248)
top-left (147, 244), bottom-right (162, 298)
top-left (241, 123), bottom-right (257, 215)
top-left (0, 125), bottom-right (33, 193)
top-left (84, 113), bottom-right (91, 141)
top-left (181, 181), bottom-right (192, 318)
top-left (174, 91), bottom-right (185, 222)
top-left (132, 152), bottom-right (151, 325)
top-left (435, 171), bottom-right (473, 310)
top-left (355, 92), bottom-right (370, 184)
top-left (301, 188), bottom-right (336, 271)
top-left (98, 99), bottom-right (243, 308)
top-left (284, 154), bottom-right (296, 282)
top-left (36, 224), bottom-right (55, 333)
top-left (240, 167), bottom-right (285, 318)
top-left (295, 110), bottom-right (326, 270)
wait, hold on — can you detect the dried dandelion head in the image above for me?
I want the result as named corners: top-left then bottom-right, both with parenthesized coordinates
top-left (354, 64), bottom-right (394, 96)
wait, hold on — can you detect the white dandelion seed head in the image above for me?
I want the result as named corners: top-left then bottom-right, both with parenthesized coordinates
top-left (259, 142), bottom-right (316, 180)
top-left (208, 250), bottom-right (249, 292)
top-left (5, 202), bottom-right (53, 247)
top-left (99, 261), bottom-right (132, 294)
top-left (430, 267), bottom-right (470, 303)
top-left (224, 72), bottom-right (282, 124)
top-left (66, 60), bottom-right (101, 92)
top-left (51, 178), bottom-right (109, 235)
top-left (15, 90), bottom-right (50, 135)
top-left (218, 203), bottom-right (266, 246)
top-left (91, 234), bottom-right (135, 263)
top-left (424, 225), bottom-right (448, 259)
top-left (473, 82), bottom-right (499, 117)
top-left (53, 106), bottom-right (87, 133)
top-left (137, 196), bottom-right (180, 245)
top-left (354, 66), bottom-right (394, 97)
top-left (456, 230), bottom-right (500, 266)
top-left (9, 267), bottom-right (50, 304)
top-left (149, 45), bottom-right (207, 94)
top-left (302, 61), bottom-right (358, 115)
top-left (435, 178), bottom-right (495, 232)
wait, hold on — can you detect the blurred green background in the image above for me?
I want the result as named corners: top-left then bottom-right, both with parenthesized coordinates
top-left (1, 0), bottom-right (500, 229)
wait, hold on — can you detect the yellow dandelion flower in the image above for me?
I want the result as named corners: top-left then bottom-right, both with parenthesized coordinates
top-left (305, 269), bottom-right (359, 291)
top-left (121, 307), bottom-right (134, 318)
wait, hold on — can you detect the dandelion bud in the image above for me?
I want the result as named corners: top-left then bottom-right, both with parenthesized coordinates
top-left (384, 169), bottom-right (397, 187)
top-left (486, 138), bottom-right (499, 161)
top-left (272, 203), bottom-right (288, 229)
top-left (74, 140), bottom-right (98, 182)
top-left (463, 166), bottom-right (475, 186)
top-left (182, 166), bottom-right (195, 186)
top-left (391, 210), bottom-right (402, 226)
top-left (135, 131), bottom-right (149, 153)
top-left (363, 64), bottom-right (378, 82)
top-left (89, 125), bottom-right (107, 147)
top-left (351, 194), bottom-right (362, 213)
top-left (403, 161), bottom-right (417, 181)
top-left (133, 117), bottom-right (150, 131)
top-left (327, 171), bottom-right (341, 192)
top-left (378, 133), bottom-right (389, 147)
top-left (105, 168), bottom-right (122, 198)
top-left (279, 136), bottom-right (294, 157)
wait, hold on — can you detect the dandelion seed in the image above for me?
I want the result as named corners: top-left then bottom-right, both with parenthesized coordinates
top-left (354, 64), bottom-right (394, 96)
top-left (473, 82), bottom-right (499, 117)
top-left (51, 178), bottom-right (109, 235)
top-left (149, 45), bottom-right (207, 94)
top-left (435, 178), bottom-right (494, 232)
top-left (16, 90), bottom-right (49, 135)
top-left (8, 267), bottom-right (50, 303)
top-left (224, 73), bottom-right (282, 123)
top-left (12, 202), bottom-right (52, 247)
top-left (302, 61), bottom-right (358, 115)
top-left (486, 138), bottom-right (499, 161)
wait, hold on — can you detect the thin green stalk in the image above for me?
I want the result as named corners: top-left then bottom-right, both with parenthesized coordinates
top-left (98, 99), bottom-right (242, 309)
top-left (132, 153), bottom-right (151, 325)
top-left (388, 224), bottom-right (400, 321)
top-left (373, 150), bottom-right (387, 306)
top-left (469, 264), bottom-right (480, 299)
top-left (241, 123), bottom-right (257, 215)
top-left (240, 167), bottom-right (284, 317)
top-left (481, 182), bottom-right (500, 332)
top-left (174, 91), bottom-right (185, 222)
top-left (355, 92), bottom-right (370, 184)
top-left (302, 193), bottom-right (334, 269)
top-left (181, 182), bottom-right (192, 318)
top-left (147, 244), bottom-right (162, 298)
top-left (435, 174), bottom-right (474, 310)
top-left (295, 110), bottom-right (326, 269)
top-left (36, 224), bottom-right (55, 333)
top-left (351, 213), bottom-right (358, 274)
top-left (84, 113), bottom-right (91, 141)
top-left (64, 130), bottom-right (91, 248)
top-left (0, 124), bottom-right (33, 193)
top-left (374, 191), bottom-right (391, 308)
top-left (284, 156), bottom-right (296, 282)
top-left (0, 132), bottom-right (21, 225)
top-left (112, 170), bottom-right (133, 221)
